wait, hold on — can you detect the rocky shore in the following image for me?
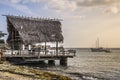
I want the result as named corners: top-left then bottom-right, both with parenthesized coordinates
top-left (0, 62), bottom-right (72, 80)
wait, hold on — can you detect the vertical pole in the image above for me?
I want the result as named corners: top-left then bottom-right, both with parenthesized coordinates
top-left (22, 44), bottom-right (25, 55)
top-left (0, 51), bottom-right (1, 61)
top-left (19, 41), bottom-right (21, 55)
top-left (38, 46), bottom-right (41, 59)
top-left (20, 41), bottom-right (22, 55)
top-left (22, 44), bottom-right (25, 50)
top-left (45, 42), bottom-right (46, 55)
top-left (48, 60), bottom-right (55, 66)
top-left (11, 29), bottom-right (14, 55)
top-left (28, 44), bottom-right (31, 55)
top-left (56, 41), bottom-right (58, 56)
top-left (18, 42), bottom-right (20, 55)
top-left (28, 44), bottom-right (31, 50)
top-left (60, 57), bottom-right (67, 66)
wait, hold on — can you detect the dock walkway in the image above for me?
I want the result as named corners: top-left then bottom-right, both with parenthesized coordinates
top-left (4, 50), bottom-right (76, 66)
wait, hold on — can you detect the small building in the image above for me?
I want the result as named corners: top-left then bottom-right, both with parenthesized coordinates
top-left (6, 15), bottom-right (63, 54)
top-left (4, 15), bottom-right (75, 66)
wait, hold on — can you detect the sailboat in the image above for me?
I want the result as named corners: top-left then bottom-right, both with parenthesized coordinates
top-left (91, 38), bottom-right (111, 53)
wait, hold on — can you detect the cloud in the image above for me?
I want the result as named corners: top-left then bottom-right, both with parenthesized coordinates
top-left (8, 0), bottom-right (21, 3)
top-left (5, 0), bottom-right (77, 12)
top-left (6, 0), bottom-right (42, 4)
top-left (11, 4), bottom-right (38, 16)
top-left (0, 0), bottom-right (38, 16)
top-left (25, 0), bottom-right (77, 12)
top-left (77, 0), bottom-right (120, 7)
top-left (3, 0), bottom-right (120, 14)
top-left (76, 0), bottom-right (120, 14)
top-left (7, 0), bottom-right (120, 7)
top-left (20, 0), bottom-right (43, 4)
top-left (105, 6), bottom-right (120, 14)
top-left (44, 0), bottom-right (77, 11)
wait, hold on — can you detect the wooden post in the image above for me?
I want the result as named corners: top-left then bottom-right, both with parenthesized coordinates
top-left (0, 52), bottom-right (1, 62)
top-left (38, 47), bottom-right (41, 59)
top-left (22, 44), bottom-right (25, 50)
top-left (39, 61), bottom-right (46, 67)
top-left (19, 41), bottom-right (22, 55)
top-left (28, 44), bottom-right (31, 55)
top-left (56, 41), bottom-right (58, 56)
top-left (18, 42), bottom-right (20, 55)
top-left (45, 42), bottom-right (47, 55)
top-left (0, 50), bottom-right (5, 62)
top-left (48, 60), bottom-right (55, 66)
top-left (22, 44), bottom-right (25, 55)
top-left (18, 40), bottom-right (23, 55)
top-left (60, 57), bottom-right (67, 66)
top-left (11, 29), bottom-right (14, 55)
top-left (28, 44), bottom-right (31, 50)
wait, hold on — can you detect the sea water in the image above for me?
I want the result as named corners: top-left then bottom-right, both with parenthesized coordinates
top-left (23, 48), bottom-right (120, 80)
top-left (65, 48), bottom-right (120, 80)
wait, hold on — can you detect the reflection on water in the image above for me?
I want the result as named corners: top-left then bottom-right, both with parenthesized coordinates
top-left (66, 48), bottom-right (120, 80)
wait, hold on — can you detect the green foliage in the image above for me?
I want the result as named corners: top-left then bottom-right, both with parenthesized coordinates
top-left (0, 31), bottom-right (7, 38)
top-left (0, 39), bottom-right (5, 43)
top-left (0, 31), bottom-right (6, 44)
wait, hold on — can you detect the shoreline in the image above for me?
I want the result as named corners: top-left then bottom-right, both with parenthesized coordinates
top-left (0, 61), bottom-right (110, 80)
top-left (0, 62), bottom-right (72, 80)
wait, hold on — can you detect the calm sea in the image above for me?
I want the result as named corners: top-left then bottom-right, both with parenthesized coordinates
top-left (24, 48), bottom-right (120, 80)
top-left (42, 48), bottom-right (120, 80)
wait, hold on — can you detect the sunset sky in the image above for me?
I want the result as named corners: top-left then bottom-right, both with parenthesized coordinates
top-left (1, 0), bottom-right (120, 48)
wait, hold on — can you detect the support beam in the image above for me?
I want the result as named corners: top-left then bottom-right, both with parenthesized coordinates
top-left (45, 42), bottom-right (47, 55)
top-left (28, 44), bottom-right (31, 55)
top-left (22, 44), bottom-right (25, 50)
top-left (28, 45), bottom-right (31, 50)
top-left (39, 61), bottom-right (46, 67)
top-left (11, 29), bottom-right (14, 55)
top-left (60, 57), bottom-right (67, 66)
top-left (48, 60), bottom-right (55, 66)
top-left (56, 41), bottom-right (58, 56)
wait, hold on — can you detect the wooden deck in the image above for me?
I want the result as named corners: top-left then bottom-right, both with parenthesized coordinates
top-left (3, 50), bottom-right (76, 66)
top-left (5, 51), bottom-right (76, 62)
top-left (5, 53), bottom-right (75, 59)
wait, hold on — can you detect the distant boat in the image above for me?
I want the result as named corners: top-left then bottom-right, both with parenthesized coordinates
top-left (91, 38), bottom-right (111, 53)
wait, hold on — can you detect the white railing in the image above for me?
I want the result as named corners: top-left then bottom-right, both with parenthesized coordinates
top-left (5, 49), bottom-right (76, 58)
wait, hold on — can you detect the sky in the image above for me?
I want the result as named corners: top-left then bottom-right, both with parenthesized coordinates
top-left (1, 0), bottom-right (120, 48)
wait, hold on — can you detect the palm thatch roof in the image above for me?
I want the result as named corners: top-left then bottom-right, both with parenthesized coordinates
top-left (6, 15), bottom-right (63, 44)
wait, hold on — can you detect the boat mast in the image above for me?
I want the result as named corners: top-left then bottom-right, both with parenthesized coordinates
top-left (96, 37), bottom-right (99, 48)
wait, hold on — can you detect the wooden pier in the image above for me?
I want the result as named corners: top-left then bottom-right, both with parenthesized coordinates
top-left (5, 51), bottom-right (76, 66)
top-left (2, 15), bottom-right (76, 66)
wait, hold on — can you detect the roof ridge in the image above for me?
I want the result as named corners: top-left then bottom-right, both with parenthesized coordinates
top-left (3, 15), bottom-right (62, 21)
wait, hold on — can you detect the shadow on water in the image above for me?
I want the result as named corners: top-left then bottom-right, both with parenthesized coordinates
top-left (14, 61), bottom-right (49, 68)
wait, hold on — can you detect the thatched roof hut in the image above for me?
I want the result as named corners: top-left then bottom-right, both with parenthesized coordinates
top-left (5, 15), bottom-right (63, 50)
top-left (6, 15), bottom-right (63, 44)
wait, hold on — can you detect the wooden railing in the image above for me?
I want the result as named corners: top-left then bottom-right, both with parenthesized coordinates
top-left (5, 49), bottom-right (76, 58)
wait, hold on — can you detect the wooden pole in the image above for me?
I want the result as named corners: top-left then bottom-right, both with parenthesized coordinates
top-left (60, 57), bottom-right (67, 66)
top-left (20, 41), bottom-right (22, 55)
top-left (48, 60), bottom-right (55, 66)
top-left (11, 29), bottom-right (14, 55)
top-left (56, 41), bottom-right (58, 56)
top-left (28, 44), bottom-right (31, 55)
top-left (45, 42), bottom-right (46, 55)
